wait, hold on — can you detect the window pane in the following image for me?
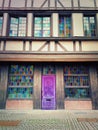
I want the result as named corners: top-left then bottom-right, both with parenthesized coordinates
top-left (65, 88), bottom-right (90, 98)
top-left (8, 65), bottom-right (34, 99)
top-left (0, 17), bottom-right (3, 36)
top-left (84, 16), bottom-right (96, 37)
top-left (9, 17), bottom-right (18, 36)
top-left (18, 17), bottom-right (26, 36)
top-left (59, 16), bottom-right (71, 37)
top-left (64, 64), bottom-right (90, 99)
top-left (34, 17), bottom-right (50, 37)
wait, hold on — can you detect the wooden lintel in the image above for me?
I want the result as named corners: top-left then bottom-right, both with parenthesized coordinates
top-left (0, 52), bottom-right (98, 62)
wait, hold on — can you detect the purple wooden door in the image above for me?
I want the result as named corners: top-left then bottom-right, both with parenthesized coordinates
top-left (42, 75), bottom-right (56, 109)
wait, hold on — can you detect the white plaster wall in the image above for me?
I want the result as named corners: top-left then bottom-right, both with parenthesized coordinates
top-left (31, 41), bottom-right (45, 51)
top-left (27, 13), bottom-right (33, 37)
top-left (75, 41), bottom-right (80, 51)
top-left (73, 0), bottom-right (78, 7)
top-left (6, 41), bottom-right (23, 51)
top-left (60, 42), bottom-right (73, 51)
top-left (2, 13), bottom-right (8, 36)
top-left (96, 13), bottom-right (98, 36)
top-left (27, 0), bottom-right (32, 7)
top-left (80, 0), bottom-right (94, 7)
top-left (82, 41), bottom-right (98, 51)
top-left (52, 13), bottom-right (58, 37)
top-left (10, 0), bottom-right (25, 7)
top-left (0, 0), bottom-right (3, 7)
top-left (4, 0), bottom-right (9, 7)
top-left (72, 13), bottom-right (84, 36)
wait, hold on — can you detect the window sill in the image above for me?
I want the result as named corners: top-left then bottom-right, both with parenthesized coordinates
top-left (65, 98), bottom-right (91, 101)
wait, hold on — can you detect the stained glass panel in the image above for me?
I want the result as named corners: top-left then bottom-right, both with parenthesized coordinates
top-left (65, 88), bottom-right (90, 98)
top-left (64, 64), bottom-right (90, 99)
top-left (8, 65), bottom-right (33, 99)
top-left (43, 65), bottom-right (55, 75)
top-left (59, 16), bottom-right (71, 37)
top-left (0, 17), bottom-right (3, 36)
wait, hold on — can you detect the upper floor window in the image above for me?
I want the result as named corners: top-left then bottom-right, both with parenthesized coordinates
top-left (83, 16), bottom-right (96, 37)
top-left (59, 16), bottom-right (71, 37)
top-left (9, 16), bottom-right (27, 37)
top-left (0, 16), bottom-right (3, 36)
top-left (34, 16), bottom-right (50, 37)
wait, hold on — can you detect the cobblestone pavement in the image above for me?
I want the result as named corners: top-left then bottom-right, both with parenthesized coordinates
top-left (0, 110), bottom-right (98, 130)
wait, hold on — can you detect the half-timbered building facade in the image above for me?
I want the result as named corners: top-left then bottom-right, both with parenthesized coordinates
top-left (0, 0), bottom-right (98, 110)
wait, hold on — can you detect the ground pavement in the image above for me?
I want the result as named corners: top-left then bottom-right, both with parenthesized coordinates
top-left (0, 110), bottom-right (98, 130)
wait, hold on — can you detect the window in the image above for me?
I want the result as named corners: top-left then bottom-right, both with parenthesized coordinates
top-left (64, 64), bottom-right (90, 99)
top-left (42, 65), bottom-right (56, 75)
top-left (0, 16), bottom-right (3, 36)
top-left (34, 16), bottom-right (50, 37)
top-left (83, 16), bottom-right (96, 37)
top-left (9, 16), bottom-right (26, 37)
top-left (8, 64), bottom-right (33, 99)
top-left (59, 16), bottom-right (71, 37)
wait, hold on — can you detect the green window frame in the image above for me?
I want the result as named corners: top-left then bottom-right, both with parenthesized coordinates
top-left (83, 15), bottom-right (96, 37)
top-left (9, 16), bottom-right (27, 37)
top-left (34, 16), bottom-right (51, 37)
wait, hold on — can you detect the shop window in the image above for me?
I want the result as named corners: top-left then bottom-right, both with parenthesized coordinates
top-left (34, 16), bottom-right (51, 37)
top-left (43, 65), bottom-right (56, 75)
top-left (8, 64), bottom-right (33, 99)
top-left (59, 16), bottom-right (72, 37)
top-left (83, 16), bottom-right (96, 37)
top-left (64, 64), bottom-right (90, 99)
top-left (0, 16), bottom-right (3, 36)
top-left (9, 16), bottom-right (27, 37)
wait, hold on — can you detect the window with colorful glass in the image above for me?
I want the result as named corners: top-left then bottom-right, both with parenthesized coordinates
top-left (0, 16), bottom-right (3, 36)
top-left (59, 16), bottom-right (71, 37)
top-left (64, 64), bottom-right (90, 99)
top-left (83, 16), bottom-right (96, 37)
top-left (43, 65), bottom-right (56, 75)
top-left (9, 16), bottom-right (26, 37)
top-left (34, 16), bottom-right (50, 37)
top-left (8, 64), bottom-right (33, 99)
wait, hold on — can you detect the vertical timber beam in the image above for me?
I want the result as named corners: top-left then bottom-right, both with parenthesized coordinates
top-left (33, 65), bottom-right (41, 109)
top-left (89, 65), bottom-right (98, 109)
top-left (0, 65), bottom-right (8, 109)
top-left (56, 65), bottom-right (64, 109)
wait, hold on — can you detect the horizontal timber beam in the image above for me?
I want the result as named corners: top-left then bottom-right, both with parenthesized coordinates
top-left (0, 52), bottom-right (98, 62)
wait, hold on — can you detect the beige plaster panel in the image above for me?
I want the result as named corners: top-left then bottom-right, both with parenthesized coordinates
top-left (65, 100), bottom-right (92, 110)
top-left (75, 41), bottom-right (80, 51)
top-left (72, 13), bottom-right (84, 36)
top-left (60, 41), bottom-right (73, 51)
top-left (6, 100), bottom-right (33, 110)
top-left (31, 41), bottom-right (46, 51)
top-left (6, 41), bottom-right (23, 51)
top-left (25, 41), bottom-right (30, 51)
top-left (82, 41), bottom-right (98, 51)
top-left (0, 0), bottom-right (3, 7)
top-left (0, 41), bottom-right (4, 51)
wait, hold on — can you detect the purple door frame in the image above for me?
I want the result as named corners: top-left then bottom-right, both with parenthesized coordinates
top-left (42, 75), bottom-right (56, 110)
